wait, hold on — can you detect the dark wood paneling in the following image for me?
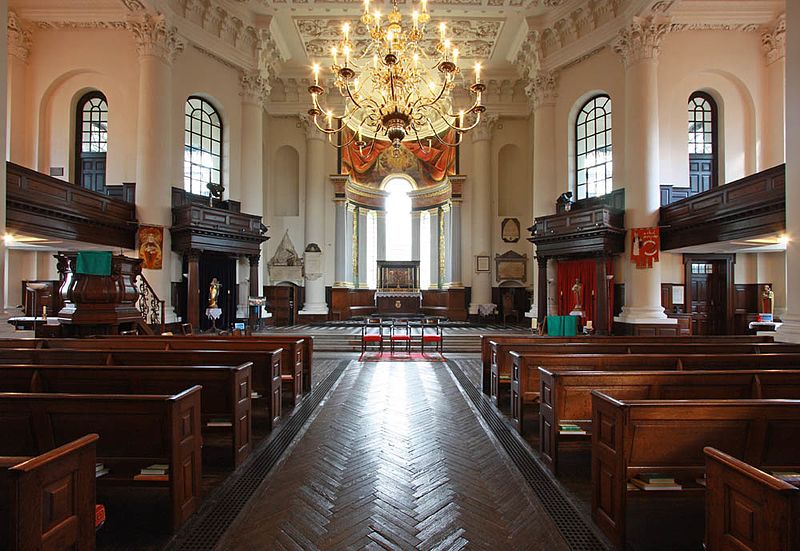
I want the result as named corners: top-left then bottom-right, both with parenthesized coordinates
top-left (529, 206), bottom-right (625, 259)
top-left (6, 162), bottom-right (137, 249)
top-left (660, 164), bottom-right (785, 250)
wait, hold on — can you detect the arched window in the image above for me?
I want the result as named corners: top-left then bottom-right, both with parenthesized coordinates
top-left (384, 178), bottom-right (413, 261)
top-left (184, 97), bottom-right (222, 196)
top-left (688, 92), bottom-right (718, 193)
top-left (75, 91), bottom-right (108, 192)
top-left (575, 95), bottom-right (613, 200)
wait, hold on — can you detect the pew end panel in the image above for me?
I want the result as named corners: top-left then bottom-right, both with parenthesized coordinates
top-left (168, 385), bottom-right (203, 531)
top-left (704, 446), bottom-right (800, 551)
top-left (2, 434), bottom-right (98, 551)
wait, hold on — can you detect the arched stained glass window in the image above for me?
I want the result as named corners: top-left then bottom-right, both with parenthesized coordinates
top-left (688, 92), bottom-right (718, 193)
top-left (75, 91), bottom-right (108, 193)
top-left (184, 97), bottom-right (222, 196)
top-left (575, 95), bottom-right (613, 200)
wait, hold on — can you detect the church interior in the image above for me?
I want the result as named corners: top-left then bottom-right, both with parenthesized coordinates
top-left (0, 0), bottom-right (799, 549)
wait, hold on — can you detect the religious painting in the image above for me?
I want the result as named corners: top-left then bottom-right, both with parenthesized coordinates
top-left (501, 218), bottom-right (520, 243)
top-left (630, 227), bottom-right (660, 269)
top-left (137, 225), bottom-right (163, 270)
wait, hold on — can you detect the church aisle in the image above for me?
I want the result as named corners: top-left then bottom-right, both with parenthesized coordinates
top-left (215, 361), bottom-right (570, 550)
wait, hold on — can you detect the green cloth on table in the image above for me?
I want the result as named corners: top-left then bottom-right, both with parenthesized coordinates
top-left (546, 315), bottom-right (579, 336)
top-left (76, 251), bottom-right (112, 276)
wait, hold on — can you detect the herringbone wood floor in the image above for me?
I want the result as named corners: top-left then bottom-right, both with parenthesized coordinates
top-left (216, 361), bottom-right (569, 550)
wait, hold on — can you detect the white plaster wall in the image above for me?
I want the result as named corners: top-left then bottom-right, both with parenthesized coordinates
top-left (757, 251), bottom-right (786, 315)
top-left (660, 252), bottom-right (683, 283)
top-left (735, 253), bottom-right (758, 284)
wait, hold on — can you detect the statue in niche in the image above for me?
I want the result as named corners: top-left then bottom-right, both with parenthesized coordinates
top-left (208, 278), bottom-right (222, 308)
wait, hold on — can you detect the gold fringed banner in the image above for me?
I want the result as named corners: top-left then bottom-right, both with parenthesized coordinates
top-left (630, 227), bottom-right (660, 269)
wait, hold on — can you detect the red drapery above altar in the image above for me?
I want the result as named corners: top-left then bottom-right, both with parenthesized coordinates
top-left (556, 258), bottom-right (614, 331)
top-left (340, 129), bottom-right (457, 187)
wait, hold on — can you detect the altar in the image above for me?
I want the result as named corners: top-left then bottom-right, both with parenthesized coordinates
top-left (375, 260), bottom-right (421, 316)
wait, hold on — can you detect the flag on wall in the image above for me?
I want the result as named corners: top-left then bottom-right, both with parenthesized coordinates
top-left (137, 225), bottom-right (163, 270)
top-left (630, 227), bottom-right (660, 269)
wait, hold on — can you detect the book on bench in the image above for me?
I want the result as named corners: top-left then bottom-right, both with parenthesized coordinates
top-left (631, 475), bottom-right (682, 491)
top-left (207, 418), bottom-right (233, 427)
top-left (95, 462), bottom-right (109, 478)
top-left (559, 423), bottom-right (587, 435)
top-left (134, 464), bottom-right (170, 481)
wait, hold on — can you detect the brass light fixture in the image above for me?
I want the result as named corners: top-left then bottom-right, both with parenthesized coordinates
top-left (307, 0), bottom-right (487, 154)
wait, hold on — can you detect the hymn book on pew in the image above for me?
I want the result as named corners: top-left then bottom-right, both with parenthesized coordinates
top-left (134, 463), bottom-right (170, 481)
top-left (558, 423), bottom-right (586, 435)
top-left (96, 462), bottom-right (109, 478)
top-left (630, 474), bottom-right (682, 491)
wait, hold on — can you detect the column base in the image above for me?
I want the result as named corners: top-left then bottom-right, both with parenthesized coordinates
top-left (469, 303), bottom-right (497, 316)
top-left (775, 313), bottom-right (800, 343)
top-left (299, 305), bottom-right (329, 316)
top-left (614, 306), bottom-right (670, 325)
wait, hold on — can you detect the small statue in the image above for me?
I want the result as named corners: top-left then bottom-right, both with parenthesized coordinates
top-left (761, 284), bottom-right (774, 316)
top-left (572, 278), bottom-right (584, 310)
top-left (208, 277), bottom-right (222, 308)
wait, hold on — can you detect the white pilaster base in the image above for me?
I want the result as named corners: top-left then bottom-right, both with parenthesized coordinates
top-left (469, 303), bottom-right (497, 316)
top-left (775, 313), bottom-right (800, 343)
top-left (614, 305), bottom-right (673, 325)
top-left (299, 304), bottom-right (329, 315)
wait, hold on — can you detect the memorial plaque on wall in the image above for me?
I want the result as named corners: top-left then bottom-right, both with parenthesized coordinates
top-left (495, 250), bottom-right (528, 283)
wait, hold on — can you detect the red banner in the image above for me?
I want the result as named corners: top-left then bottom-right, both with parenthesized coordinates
top-left (630, 227), bottom-right (660, 269)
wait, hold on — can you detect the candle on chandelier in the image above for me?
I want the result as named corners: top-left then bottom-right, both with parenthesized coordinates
top-left (474, 62), bottom-right (481, 84)
top-left (413, 53), bottom-right (419, 67)
top-left (387, 30), bottom-right (394, 51)
top-left (363, 0), bottom-right (369, 14)
top-left (331, 46), bottom-right (338, 66)
top-left (452, 47), bottom-right (459, 65)
top-left (443, 38), bottom-right (451, 59)
top-left (342, 22), bottom-right (350, 42)
top-left (421, 0), bottom-right (427, 13)
top-left (373, 54), bottom-right (378, 69)
top-left (343, 45), bottom-right (351, 67)
top-left (439, 22), bottom-right (446, 41)
top-left (459, 110), bottom-right (464, 128)
top-left (326, 110), bottom-right (333, 128)
top-left (374, 10), bottom-right (381, 28)
top-left (412, 10), bottom-right (419, 29)
top-left (313, 63), bottom-right (320, 85)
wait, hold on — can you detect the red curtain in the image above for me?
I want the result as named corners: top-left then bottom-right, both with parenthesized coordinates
top-left (556, 259), bottom-right (614, 332)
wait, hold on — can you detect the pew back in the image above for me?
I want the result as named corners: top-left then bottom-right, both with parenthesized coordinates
top-left (0, 434), bottom-right (98, 551)
top-left (591, 393), bottom-right (800, 547)
top-left (0, 387), bottom-right (203, 530)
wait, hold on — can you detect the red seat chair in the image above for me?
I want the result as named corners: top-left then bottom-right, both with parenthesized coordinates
top-left (421, 318), bottom-right (443, 356)
top-left (390, 319), bottom-right (412, 355)
top-left (360, 318), bottom-right (384, 359)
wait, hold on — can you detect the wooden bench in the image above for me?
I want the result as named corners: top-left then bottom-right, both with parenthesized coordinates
top-left (0, 434), bottom-right (98, 551)
top-left (0, 348), bottom-right (282, 427)
top-left (591, 393), bottom-right (800, 547)
top-left (478, 334), bottom-right (775, 393)
top-left (704, 446), bottom-right (800, 551)
top-left (489, 341), bottom-right (800, 408)
top-left (513, 352), bottom-right (800, 435)
top-left (0, 386), bottom-right (203, 531)
top-left (0, 363), bottom-right (253, 467)
top-left (539, 369), bottom-right (800, 475)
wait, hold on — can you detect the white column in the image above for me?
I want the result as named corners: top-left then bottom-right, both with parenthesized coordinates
top-left (761, 14), bottom-right (786, 169)
top-left (449, 199), bottom-right (463, 287)
top-left (6, 10), bottom-right (29, 166)
top-left (1, 5), bottom-right (9, 310)
top-left (240, 70), bottom-right (267, 291)
top-left (411, 210), bottom-right (421, 262)
top-left (428, 208), bottom-right (440, 289)
top-left (299, 116), bottom-right (328, 315)
top-left (612, 17), bottom-right (673, 326)
top-left (527, 71), bottom-right (558, 317)
top-left (128, 14), bottom-right (184, 317)
top-left (357, 206), bottom-right (368, 288)
top-left (777, 3), bottom-right (800, 342)
top-left (469, 114), bottom-right (498, 314)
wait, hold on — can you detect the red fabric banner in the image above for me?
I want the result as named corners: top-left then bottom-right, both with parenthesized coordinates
top-left (556, 258), bottom-right (614, 332)
top-left (630, 227), bottom-right (660, 269)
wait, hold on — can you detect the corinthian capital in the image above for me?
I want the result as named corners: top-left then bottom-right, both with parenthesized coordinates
top-left (8, 11), bottom-right (33, 63)
top-left (612, 15), bottom-right (671, 68)
top-left (471, 113), bottom-right (500, 143)
top-left (127, 13), bottom-right (185, 64)
top-left (241, 70), bottom-right (270, 106)
top-left (761, 14), bottom-right (785, 65)
top-left (298, 114), bottom-right (326, 142)
top-left (528, 71), bottom-right (559, 110)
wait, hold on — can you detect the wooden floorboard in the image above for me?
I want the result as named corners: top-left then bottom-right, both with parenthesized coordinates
top-left (216, 360), bottom-right (570, 551)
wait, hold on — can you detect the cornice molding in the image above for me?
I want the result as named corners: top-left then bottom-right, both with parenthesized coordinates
top-left (8, 11), bottom-right (33, 63)
top-left (761, 13), bottom-right (785, 65)
top-left (126, 12), bottom-right (186, 63)
top-left (612, 15), bottom-right (671, 68)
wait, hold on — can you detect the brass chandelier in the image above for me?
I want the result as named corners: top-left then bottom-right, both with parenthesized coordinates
top-left (307, 0), bottom-right (487, 153)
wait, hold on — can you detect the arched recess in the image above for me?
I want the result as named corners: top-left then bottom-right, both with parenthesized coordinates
top-left (273, 145), bottom-right (300, 216)
top-left (36, 69), bottom-right (131, 185)
top-left (497, 143), bottom-right (528, 216)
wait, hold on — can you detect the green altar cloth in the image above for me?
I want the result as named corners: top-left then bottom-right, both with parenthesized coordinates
top-left (546, 315), bottom-right (579, 336)
top-left (76, 251), bottom-right (112, 276)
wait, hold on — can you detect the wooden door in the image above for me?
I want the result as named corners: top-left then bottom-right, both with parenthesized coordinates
top-left (689, 260), bottom-right (728, 335)
top-left (690, 262), bottom-right (711, 335)
top-left (79, 153), bottom-right (107, 194)
top-left (689, 154), bottom-right (714, 194)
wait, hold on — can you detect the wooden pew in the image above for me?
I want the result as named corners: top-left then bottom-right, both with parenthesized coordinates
top-left (478, 334), bottom-right (775, 393)
top-left (0, 387), bottom-right (203, 531)
top-left (0, 348), bottom-right (283, 426)
top-left (539, 369), bottom-right (800, 475)
top-left (490, 341), bottom-right (800, 407)
top-left (0, 363), bottom-right (253, 467)
top-left (513, 352), bottom-right (800, 434)
top-left (591, 393), bottom-right (800, 548)
top-left (6, 337), bottom-right (302, 409)
top-left (704, 446), bottom-right (800, 551)
top-left (0, 434), bottom-right (98, 551)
